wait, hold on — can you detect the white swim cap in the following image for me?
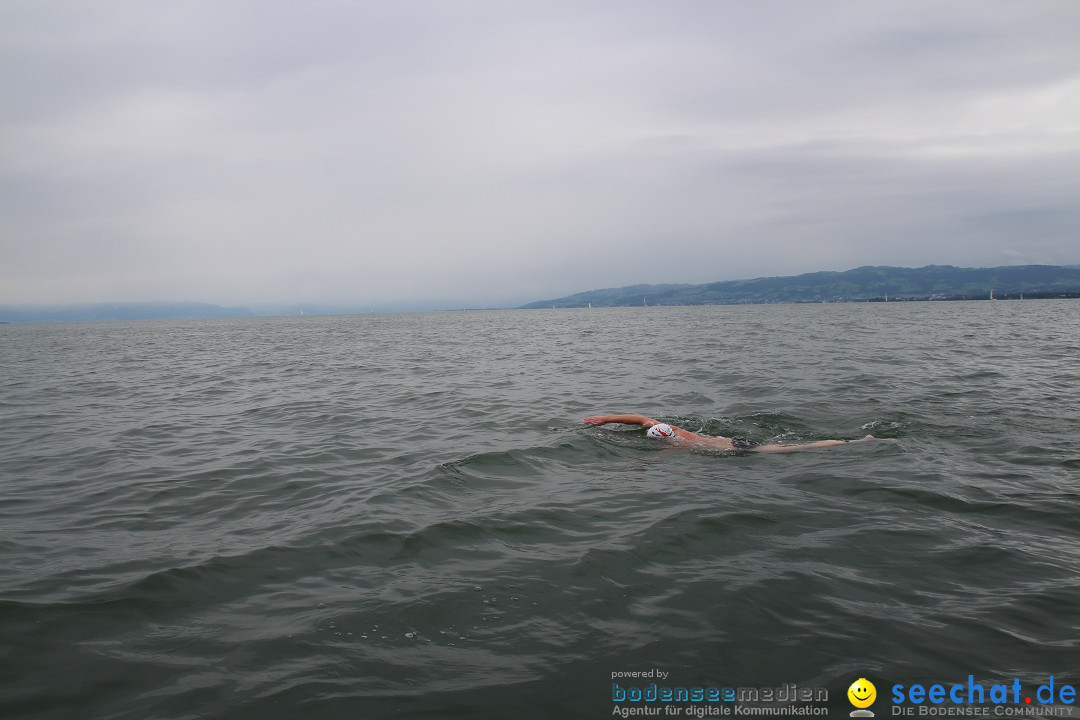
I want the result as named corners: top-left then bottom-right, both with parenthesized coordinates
top-left (646, 423), bottom-right (676, 439)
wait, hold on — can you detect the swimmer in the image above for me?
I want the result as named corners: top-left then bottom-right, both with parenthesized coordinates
top-left (583, 414), bottom-right (874, 453)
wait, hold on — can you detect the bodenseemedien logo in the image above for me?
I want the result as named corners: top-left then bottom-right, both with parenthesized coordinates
top-left (849, 678), bottom-right (877, 717)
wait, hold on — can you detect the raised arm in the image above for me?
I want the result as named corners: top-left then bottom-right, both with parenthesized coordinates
top-left (583, 414), bottom-right (708, 444)
top-left (583, 414), bottom-right (660, 427)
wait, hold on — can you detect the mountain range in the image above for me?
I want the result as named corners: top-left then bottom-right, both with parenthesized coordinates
top-left (3, 265), bottom-right (1079, 323)
top-left (519, 265), bottom-right (1080, 308)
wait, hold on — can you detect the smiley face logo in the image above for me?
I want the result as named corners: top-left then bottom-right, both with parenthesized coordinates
top-left (848, 678), bottom-right (877, 709)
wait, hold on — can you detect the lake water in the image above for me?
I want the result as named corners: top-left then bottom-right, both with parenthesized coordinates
top-left (2, 301), bottom-right (1078, 719)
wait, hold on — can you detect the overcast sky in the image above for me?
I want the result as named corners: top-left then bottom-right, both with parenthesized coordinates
top-left (2, 1), bottom-right (1079, 309)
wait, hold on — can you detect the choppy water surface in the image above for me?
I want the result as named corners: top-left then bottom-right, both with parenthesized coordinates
top-left (2, 302), bottom-right (1079, 719)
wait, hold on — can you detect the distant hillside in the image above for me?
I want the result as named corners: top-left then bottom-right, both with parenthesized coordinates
top-left (520, 265), bottom-right (1080, 308)
top-left (521, 283), bottom-right (695, 309)
top-left (0, 302), bottom-right (254, 324)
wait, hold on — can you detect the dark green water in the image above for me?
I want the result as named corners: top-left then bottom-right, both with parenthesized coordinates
top-left (2, 302), bottom-right (1078, 719)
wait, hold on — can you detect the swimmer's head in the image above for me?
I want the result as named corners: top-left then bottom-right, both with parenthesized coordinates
top-left (646, 423), bottom-right (676, 440)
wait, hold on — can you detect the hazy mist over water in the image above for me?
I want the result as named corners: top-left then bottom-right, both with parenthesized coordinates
top-left (2, 301), bottom-right (1078, 719)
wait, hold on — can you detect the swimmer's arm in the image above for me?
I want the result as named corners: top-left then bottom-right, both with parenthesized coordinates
top-left (583, 414), bottom-right (705, 443)
top-left (583, 414), bottom-right (659, 427)
top-left (752, 435), bottom-right (875, 453)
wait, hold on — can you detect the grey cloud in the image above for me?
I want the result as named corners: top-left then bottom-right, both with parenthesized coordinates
top-left (2, 0), bottom-right (1079, 307)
